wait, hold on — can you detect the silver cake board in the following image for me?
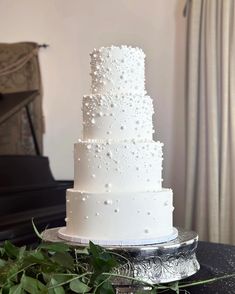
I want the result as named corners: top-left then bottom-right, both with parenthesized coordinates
top-left (42, 227), bottom-right (200, 288)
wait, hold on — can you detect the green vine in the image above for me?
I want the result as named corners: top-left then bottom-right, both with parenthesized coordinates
top-left (0, 224), bottom-right (234, 293)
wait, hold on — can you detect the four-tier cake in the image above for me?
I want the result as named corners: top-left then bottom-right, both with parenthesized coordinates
top-left (58, 45), bottom-right (178, 245)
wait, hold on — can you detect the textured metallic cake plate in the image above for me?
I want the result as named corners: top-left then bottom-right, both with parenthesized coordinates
top-left (42, 227), bottom-right (200, 285)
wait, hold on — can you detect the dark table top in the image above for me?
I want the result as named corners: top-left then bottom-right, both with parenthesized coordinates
top-left (177, 241), bottom-right (235, 293)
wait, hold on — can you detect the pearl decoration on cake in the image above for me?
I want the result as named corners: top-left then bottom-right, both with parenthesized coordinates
top-left (90, 46), bottom-right (145, 96)
top-left (104, 199), bottom-right (113, 205)
top-left (82, 92), bottom-right (153, 141)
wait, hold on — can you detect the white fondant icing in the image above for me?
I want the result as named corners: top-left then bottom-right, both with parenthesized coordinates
top-left (90, 46), bottom-right (145, 96)
top-left (83, 94), bottom-right (154, 140)
top-left (64, 189), bottom-right (174, 242)
top-left (74, 140), bottom-right (163, 193)
top-left (60, 45), bottom-right (177, 245)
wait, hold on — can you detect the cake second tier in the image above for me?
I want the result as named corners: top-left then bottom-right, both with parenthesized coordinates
top-left (83, 93), bottom-right (154, 140)
top-left (74, 140), bottom-right (163, 193)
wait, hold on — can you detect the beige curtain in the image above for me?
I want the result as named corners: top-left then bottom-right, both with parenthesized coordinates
top-left (0, 42), bottom-right (43, 155)
top-left (185, 0), bottom-right (235, 244)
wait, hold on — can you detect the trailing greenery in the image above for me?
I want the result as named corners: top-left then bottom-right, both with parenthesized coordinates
top-left (0, 226), bottom-right (235, 294)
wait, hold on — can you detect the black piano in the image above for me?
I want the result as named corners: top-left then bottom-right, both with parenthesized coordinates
top-left (0, 91), bottom-right (72, 245)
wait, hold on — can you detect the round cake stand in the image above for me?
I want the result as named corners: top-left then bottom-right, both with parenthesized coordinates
top-left (42, 227), bottom-right (200, 291)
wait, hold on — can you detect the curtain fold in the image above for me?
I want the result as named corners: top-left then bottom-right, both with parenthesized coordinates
top-left (185, 0), bottom-right (235, 244)
top-left (0, 42), bottom-right (43, 155)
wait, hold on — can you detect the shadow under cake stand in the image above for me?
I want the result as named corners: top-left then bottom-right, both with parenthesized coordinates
top-left (42, 227), bottom-right (200, 290)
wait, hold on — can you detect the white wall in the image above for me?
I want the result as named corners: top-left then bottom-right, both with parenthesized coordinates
top-left (0, 0), bottom-right (186, 226)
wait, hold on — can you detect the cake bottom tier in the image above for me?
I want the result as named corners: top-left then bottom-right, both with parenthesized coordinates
top-left (59, 188), bottom-right (177, 245)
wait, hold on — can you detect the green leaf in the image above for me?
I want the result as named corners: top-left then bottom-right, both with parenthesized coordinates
top-left (4, 241), bottom-right (19, 259)
top-left (21, 274), bottom-right (47, 294)
top-left (48, 286), bottom-right (65, 294)
top-left (0, 259), bottom-right (6, 267)
top-left (1, 281), bottom-right (14, 294)
top-left (75, 248), bottom-right (89, 255)
top-left (48, 274), bottom-right (74, 287)
top-left (0, 261), bottom-right (20, 284)
top-left (38, 243), bottom-right (70, 253)
top-left (48, 278), bottom-right (65, 294)
top-left (96, 280), bottom-right (115, 294)
top-left (18, 247), bottom-right (26, 260)
top-left (51, 252), bottom-right (74, 269)
top-left (25, 251), bottom-right (46, 263)
top-left (89, 242), bottom-right (118, 273)
top-left (47, 274), bottom-right (75, 294)
top-left (42, 273), bottom-right (50, 283)
top-left (69, 278), bottom-right (91, 293)
top-left (0, 247), bottom-right (5, 257)
top-left (89, 241), bottom-right (102, 257)
top-left (9, 284), bottom-right (23, 294)
top-left (40, 263), bottom-right (59, 274)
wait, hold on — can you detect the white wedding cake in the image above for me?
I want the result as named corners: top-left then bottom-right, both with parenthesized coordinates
top-left (58, 45), bottom-right (178, 245)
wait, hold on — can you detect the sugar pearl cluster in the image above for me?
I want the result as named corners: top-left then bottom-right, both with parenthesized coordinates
top-left (82, 93), bottom-right (154, 140)
top-left (65, 188), bottom-right (174, 242)
top-left (90, 45), bottom-right (145, 95)
top-left (74, 140), bottom-right (164, 193)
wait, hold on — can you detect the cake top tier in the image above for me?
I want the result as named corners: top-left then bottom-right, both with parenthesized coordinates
top-left (90, 45), bottom-right (146, 96)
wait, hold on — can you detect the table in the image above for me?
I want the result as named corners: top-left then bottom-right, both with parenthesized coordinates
top-left (179, 241), bottom-right (235, 293)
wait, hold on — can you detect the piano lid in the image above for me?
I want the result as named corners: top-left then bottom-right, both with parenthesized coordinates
top-left (0, 155), bottom-right (56, 189)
